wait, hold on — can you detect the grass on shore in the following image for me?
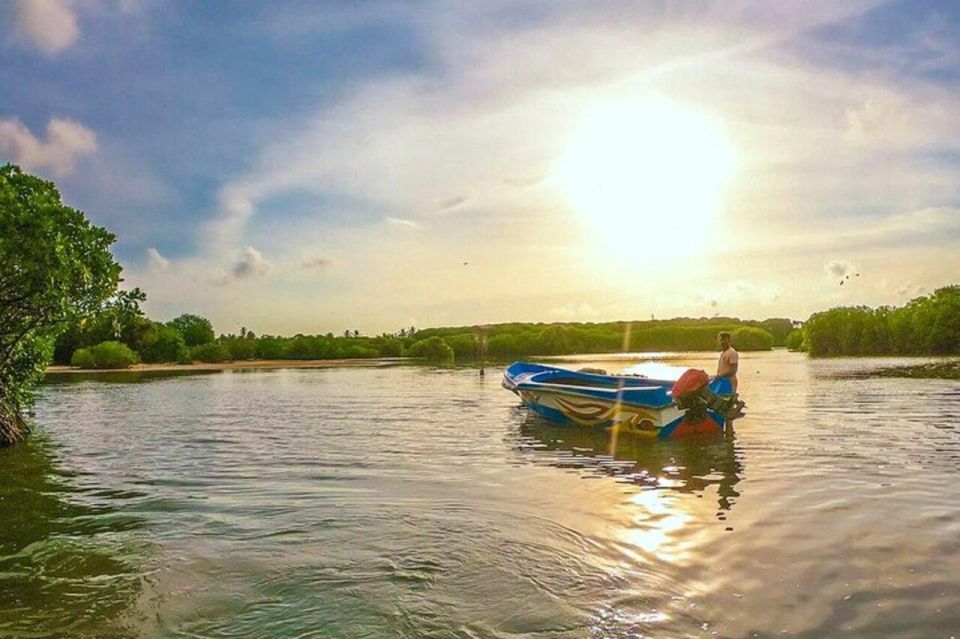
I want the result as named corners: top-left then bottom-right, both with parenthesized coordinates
top-left (873, 359), bottom-right (960, 380)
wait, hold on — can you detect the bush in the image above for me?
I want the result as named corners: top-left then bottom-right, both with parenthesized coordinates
top-left (444, 334), bottom-right (477, 359)
top-left (486, 334), bottom-right (520, 359)
top-left (167, 313), bottom-right (215, 346)
top-left (731, 327), bottom-right (775, 351)
top-left (138, 323), bottom-right (189, 363)
top-left (406, 336), bottom-right (454, 363)
top-left (71, 341), bottom-right (140, 369)
top-left (785, 329), bottom-right (805, 352)
top-left (341, 345), bottom-right (379, 359)
top-left (222, 337), bottom-right (257, 360)
top-left (189, 342), bottom-right (231, 363)
top-left (70, 348), bottom-right (94, 368)
top-left (255, 336), bottom-right (287, 359)
top-left (377, 338), bottom-right (403, 357)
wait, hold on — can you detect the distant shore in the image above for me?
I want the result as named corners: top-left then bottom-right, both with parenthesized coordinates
top-left (45, 358), bottom-right (404, 375)
top-left (872, 359), bottom-right (960, 380)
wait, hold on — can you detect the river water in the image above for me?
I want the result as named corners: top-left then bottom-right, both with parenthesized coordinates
top-left (2, 351), bottom-right (959, 638)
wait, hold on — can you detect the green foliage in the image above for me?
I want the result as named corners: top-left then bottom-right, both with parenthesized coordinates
top-left (731, 327), bottom-right (775, 351)
top-left (804, 287), bottom-right (960, 357)
top-left (220, 336), bottom-right (257, 360)
top-left (52, 288), bottom-right (147, 364)
top-left (167, 314), bottom-right (215, 346)
top-left (377, 338), bottom-right (403, 357)
top-left (254, 336), bottom-right (287, 359)
top-left (785, 329), bottom-right (806, 352)
top-left (487, 334), bottom-right (521, 359)
top-left (757, 318), bottom-right (795, 346)
top-left (70, 348), bottom-right (94, 369)
top-left (71, 341), bottom-right (140, 369)
top-left (137, 323), bottom-right (189, 363)
top-left (1, 164), bottom-right (122, 444)
top-left (189, 342), bottom-right (231, 363)
top-left (340, 344), bottom-right (379, 359)
top-left (444, 334), bottom-right (478, 359)
top-left (406, 337), bottom-right (454, 363)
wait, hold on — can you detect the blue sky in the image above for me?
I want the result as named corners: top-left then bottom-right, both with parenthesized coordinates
top-left (2, 0), bottom-right (959, 334)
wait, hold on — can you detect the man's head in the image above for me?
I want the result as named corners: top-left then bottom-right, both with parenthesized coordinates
top-left (717, 331), bottom-right (732, 350)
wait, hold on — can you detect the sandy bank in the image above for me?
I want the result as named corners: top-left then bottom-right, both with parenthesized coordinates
top-left (45, 358), bottom-right (405, 375)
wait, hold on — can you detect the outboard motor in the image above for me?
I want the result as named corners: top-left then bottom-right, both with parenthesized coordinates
top-left (672, 369), bottom-right (746, 426)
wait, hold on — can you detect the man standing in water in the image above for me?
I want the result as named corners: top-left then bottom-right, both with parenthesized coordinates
top-left (716, 331), bottom-right (739, 391)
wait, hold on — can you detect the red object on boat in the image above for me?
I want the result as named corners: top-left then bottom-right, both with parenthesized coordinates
top-left (671, 417), bottom-right (721, 438)
top-left (672, 368), bottom-right (710, 399)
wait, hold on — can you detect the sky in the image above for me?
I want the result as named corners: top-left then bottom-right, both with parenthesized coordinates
top-left (2, 0), bottom-right (959, 335)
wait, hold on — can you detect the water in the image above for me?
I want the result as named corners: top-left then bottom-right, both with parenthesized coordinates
top-left (2, 351), bottom-right (960, 638)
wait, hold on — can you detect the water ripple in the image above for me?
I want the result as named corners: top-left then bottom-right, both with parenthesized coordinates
top-left (2, 354), bottom-right (957, 637)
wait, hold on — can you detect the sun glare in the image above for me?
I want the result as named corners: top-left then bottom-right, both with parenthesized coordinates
top-left (555, 100), bottom-right (738, 259)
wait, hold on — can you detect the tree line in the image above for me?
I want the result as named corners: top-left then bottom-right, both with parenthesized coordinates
top-left (52, 309), bottom-right (783, 369)
top-left (798, 286), bottom-right (960, 357)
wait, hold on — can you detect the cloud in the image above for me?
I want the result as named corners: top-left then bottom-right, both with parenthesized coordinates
top-left (146, 248), bottom-right (170, 271)
top-left (107, 1), bottom-right (960, 332)
top-left (0, 117), bottom-right (97, 175)
top-left (438, 195), bottom-right (468, 211)
top-left (385, 216), bottom-right (420, 229)
top-left (11, 0), bottom-right (79, 55)
top-left (895, 283), bottom-right (926, 298)
top-left (206, 186), bottom-right (256, 255)
top-left (230, 247), bottom-right (272, 281)
top-left (825, 259), bottom-right (856, 279)
top-left (302, 257), bottom-right (333, 269)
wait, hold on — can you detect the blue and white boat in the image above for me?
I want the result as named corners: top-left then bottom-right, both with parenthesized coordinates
top-left (503, 362), bottom-right (743, 439)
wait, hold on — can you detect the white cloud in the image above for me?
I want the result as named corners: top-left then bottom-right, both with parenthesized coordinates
top-left (230, 246), bottom-right (273, 281)
top-left (385, 216), bottom-right (420, 229)
top-left (121, 1), bottom-right (960, 332)
top-left (0, 117), bottom-right (97, 175)
top-left (146, 248), bottom-right (170, 271)
top-left (11, 0), bottom-right (79, 55)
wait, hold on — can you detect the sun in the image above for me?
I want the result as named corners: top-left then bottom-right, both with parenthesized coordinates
top-left (555, 99), bottom-right (738, 259)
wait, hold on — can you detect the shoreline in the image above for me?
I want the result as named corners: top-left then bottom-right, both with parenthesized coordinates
top-left (872, 359), bottom-right (960, 380)
top-left (45, 358), bottom-right (407, 375)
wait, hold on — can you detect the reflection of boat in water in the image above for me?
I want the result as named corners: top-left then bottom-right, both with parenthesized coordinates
top-left (503, 362), bottom-right (744, 439)
top-left (514, 412), bottom-right (742, 511)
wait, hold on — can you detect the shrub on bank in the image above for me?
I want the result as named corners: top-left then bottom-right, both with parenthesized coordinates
top-left (406, 336), bottom-right (454, 363)
top-left (71, 341), bottom-right (140, 369)
top-left (189, 342), bottom-right (231, 363)
top-left (70, 348), bottom-right (94, 368)
top-left (377, 338), bottom-right (403, 357)
top-left (222, 336), bottom-right (257, 360)
top-left (731, 327), bottom-right (775, 352)
top-left (785, 329), bottom-right (805, 352)
top-left (139, 323), bottom-right (189, 363)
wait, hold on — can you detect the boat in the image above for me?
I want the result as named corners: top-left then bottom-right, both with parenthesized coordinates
top-left (503, 362), bottom-right (745, 439)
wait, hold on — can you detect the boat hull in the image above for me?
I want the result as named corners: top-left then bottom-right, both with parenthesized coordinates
top-left (503, 362), bottom-right (733, 439)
